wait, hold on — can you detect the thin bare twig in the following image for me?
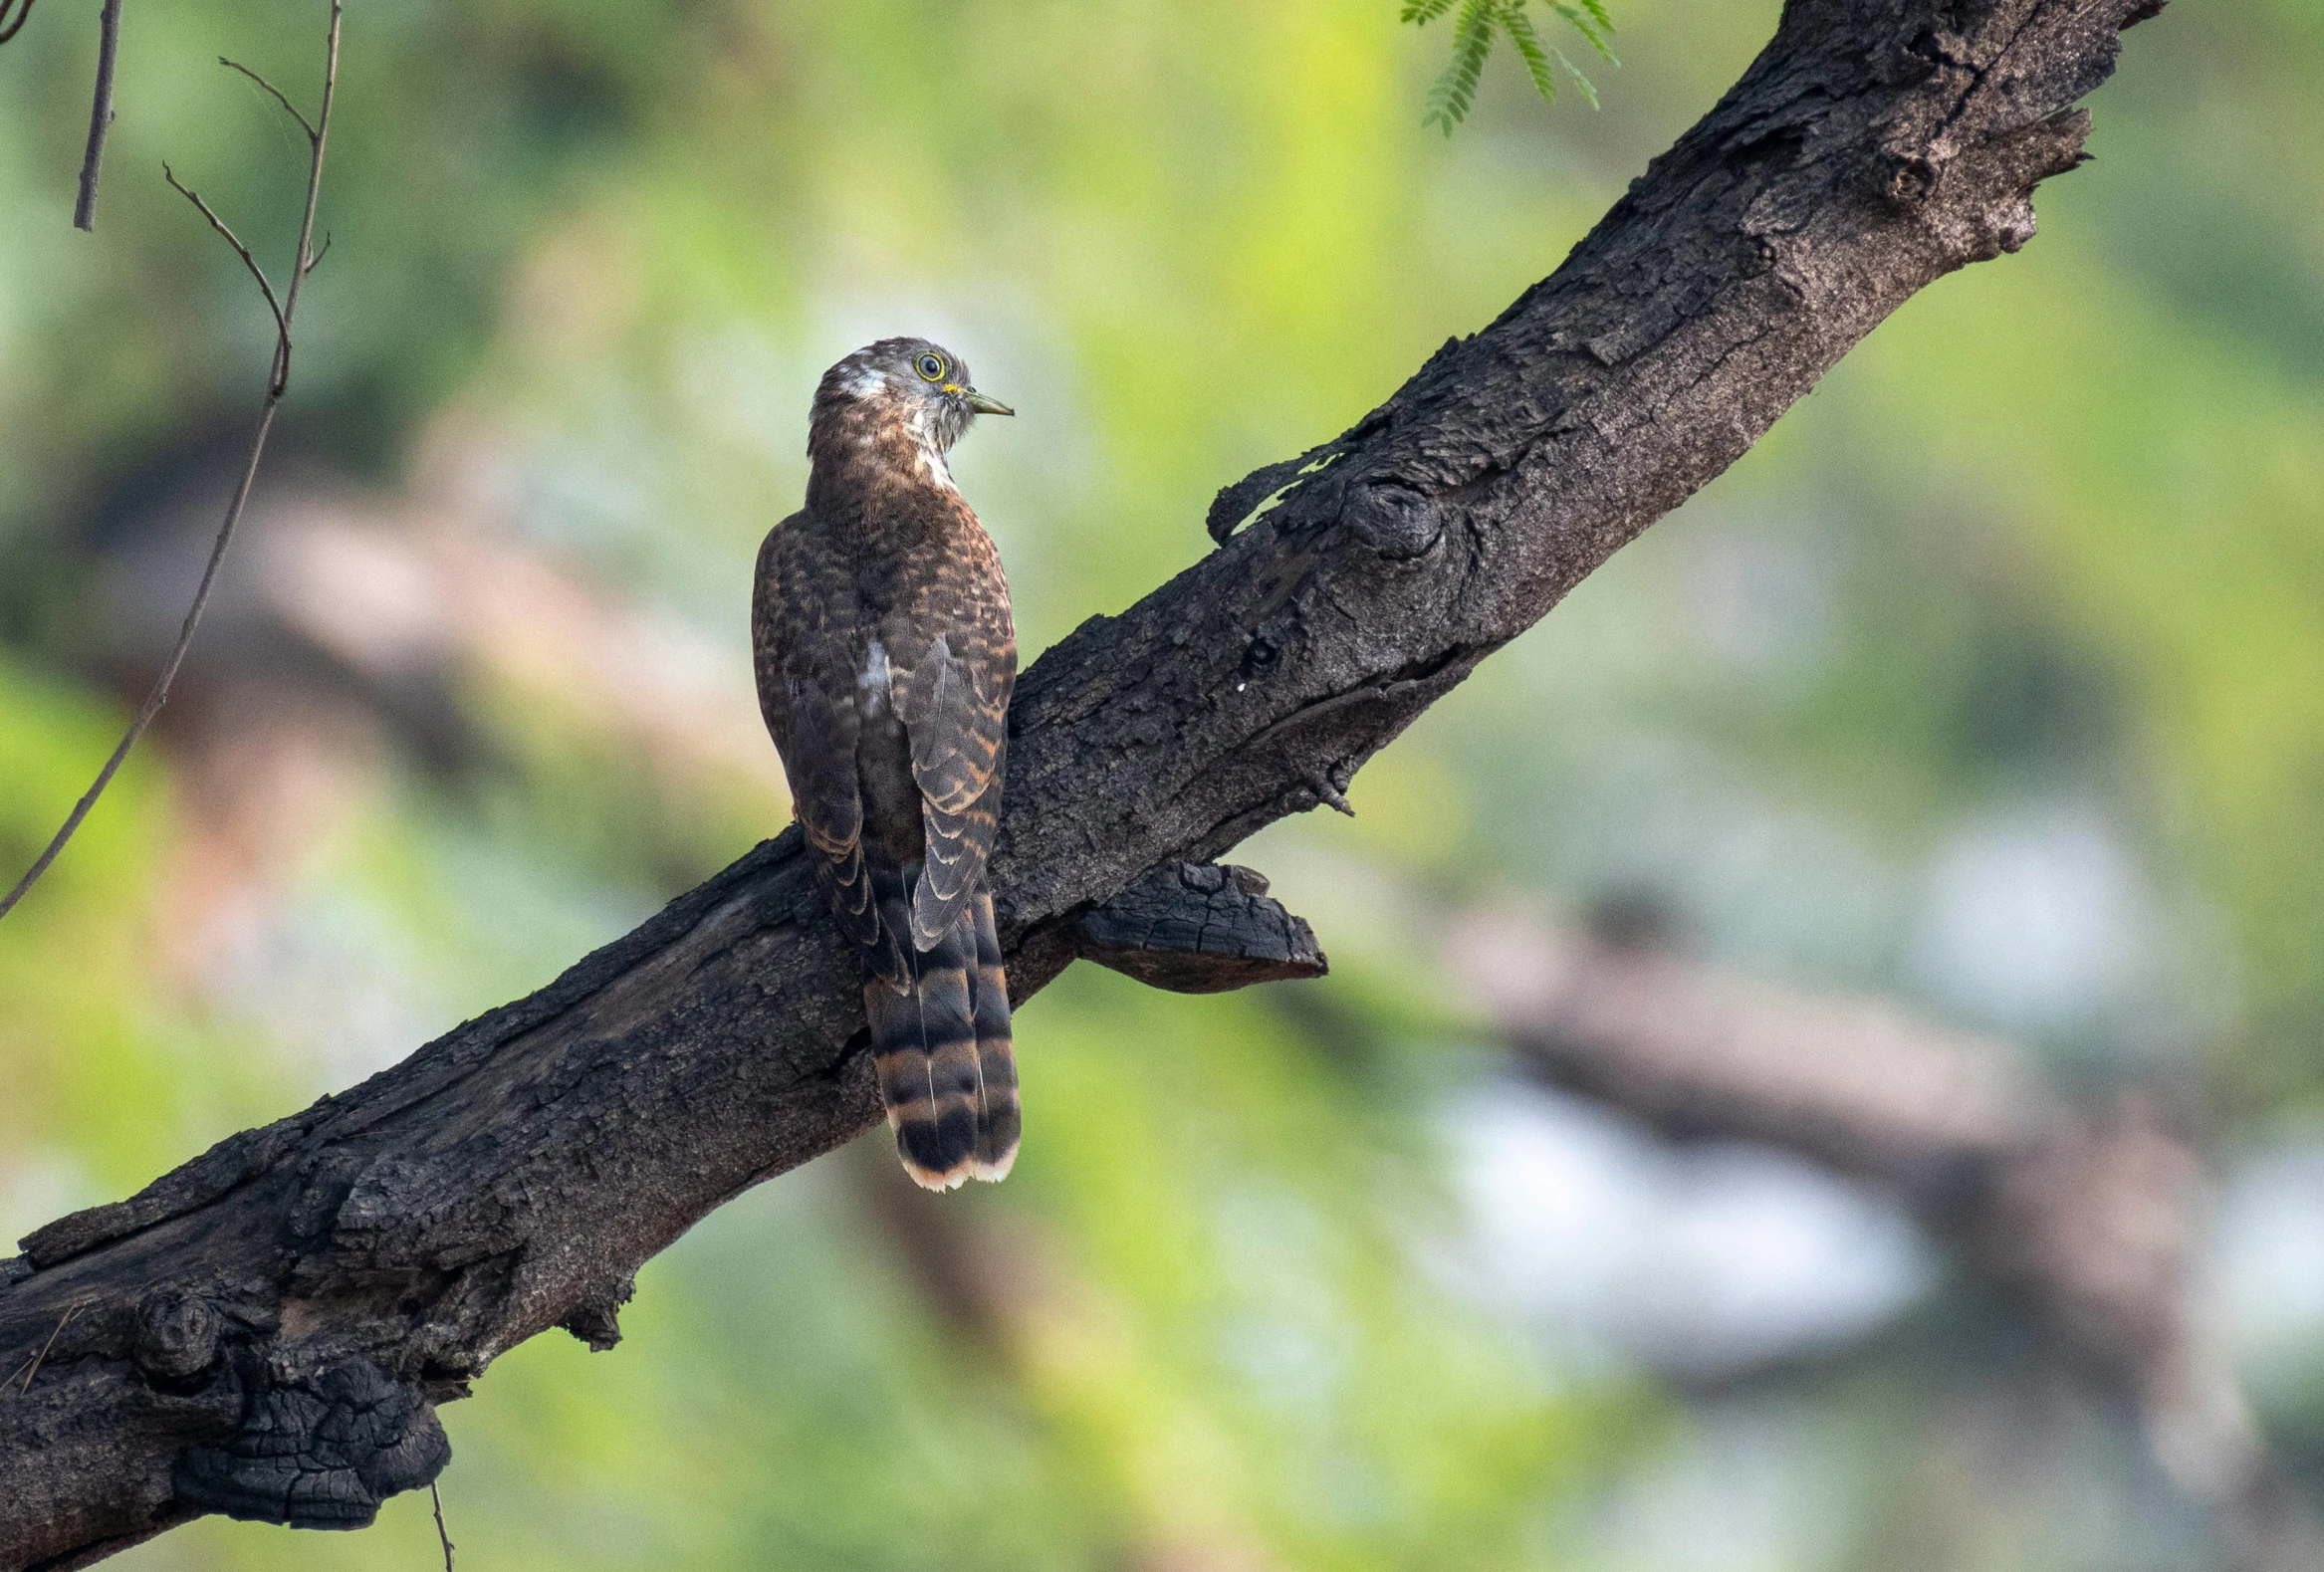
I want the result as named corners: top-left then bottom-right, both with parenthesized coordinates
top-left (160, 165), bottom-right (288, 360)
top-left (0, 0), bottom-right (342, 925)
top-left (0, 0), bottom-right (38, 48)
top-left (220, 55), bottom-right (317, 142)
top-left (72, 0), bottom-right (122, 230)
top-left (274, 16), bottom-right (339, 377)
top-left (429, 1481), bottom-right (455, 1571)
top-left (8, 1305), bottom-right (80, 1395)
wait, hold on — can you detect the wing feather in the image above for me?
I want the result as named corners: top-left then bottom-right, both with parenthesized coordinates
top-left (754, 515), bottom-right (884, 957)
top-left (898, 523), bottom-right (1016, 949)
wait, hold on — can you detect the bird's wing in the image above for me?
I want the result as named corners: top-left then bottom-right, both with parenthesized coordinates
top-left (899, 521), bottom-right (1016, 951)
top-left (753, 515), bottom-right (883, 960)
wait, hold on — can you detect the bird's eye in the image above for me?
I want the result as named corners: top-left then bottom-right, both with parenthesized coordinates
top-left (916, 353), bottom-right (947, 382)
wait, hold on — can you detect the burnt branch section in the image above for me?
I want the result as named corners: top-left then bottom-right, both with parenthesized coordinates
top-left (1074, 863), bottom-right (1327, 994)
top-left (0, 2), bottom-right (2162, 1564)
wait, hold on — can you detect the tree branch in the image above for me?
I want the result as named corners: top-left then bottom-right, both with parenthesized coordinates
top-left (0, 0), bottom-right (2164, 1562)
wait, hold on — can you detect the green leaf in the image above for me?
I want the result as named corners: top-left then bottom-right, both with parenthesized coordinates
top-left (1549, 2), bottom-right (1619, 63)
top-left (1421, 0), bottom-right (1498, 134)
top-left (1553, 43), bottom-right (1601, 108)
top-left (1501, 3), bottom-right (1562, 108)
top-left (1403, 0), bottom-right (1615, 131)
top-left (1448, 0), bottom-right (1501, 127)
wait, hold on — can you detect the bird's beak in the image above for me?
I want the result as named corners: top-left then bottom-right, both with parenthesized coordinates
top-left (961, 387), bottom-right (1015, 416)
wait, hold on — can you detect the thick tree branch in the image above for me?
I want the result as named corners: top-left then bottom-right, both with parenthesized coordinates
top-left (0, 1), bottom-right (2161, 1563)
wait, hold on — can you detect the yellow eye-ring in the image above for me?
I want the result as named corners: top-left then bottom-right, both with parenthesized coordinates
top-left (915, 352), bottom-right (947, 381)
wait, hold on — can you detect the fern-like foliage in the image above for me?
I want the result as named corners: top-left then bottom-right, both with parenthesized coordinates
top-left (1407, 0), bottom-right (1615, 133)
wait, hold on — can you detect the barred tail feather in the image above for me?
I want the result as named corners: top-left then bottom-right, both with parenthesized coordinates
top-left (966, 886), bottom-right (1019, 1182)
top-left (865, 915), bottom-right (979, 1190)
top-left (863, 879), bottom-right (1018, 1190)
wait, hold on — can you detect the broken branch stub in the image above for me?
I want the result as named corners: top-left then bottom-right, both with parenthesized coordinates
top-left (1074, 863), bottom-right (1329, 994)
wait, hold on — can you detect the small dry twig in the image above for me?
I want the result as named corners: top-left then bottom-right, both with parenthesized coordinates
top-left (219, 54), bottom-right (318, 141)
top-left (72, 0), bottom-right (123, 230)
top-left (7, 1305), bottom-right (81, 1395)
top-left (160, 166), bottom-right (290, 365)
top-left (429, 1480), bottom-right (455, 1571)
top-left (0, 0), bottom-right (342, 924)
top-left (0, 0), bottom-right (38, 48)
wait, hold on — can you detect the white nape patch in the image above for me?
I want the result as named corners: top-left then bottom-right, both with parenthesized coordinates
top-left (846, 366), bottom-right (887, 398)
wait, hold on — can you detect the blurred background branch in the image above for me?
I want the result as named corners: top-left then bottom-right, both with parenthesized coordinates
top-left (1454, 909), bottom-right (2323, 1571)
top-left (71, 0), bottom-right (121, 230)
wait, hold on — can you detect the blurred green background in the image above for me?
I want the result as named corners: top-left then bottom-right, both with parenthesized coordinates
top-left (2, 1), bottom-right (2321, 1567)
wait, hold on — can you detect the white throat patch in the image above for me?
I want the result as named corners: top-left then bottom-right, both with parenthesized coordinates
top-left (905, 402), bottom-right (958, 493)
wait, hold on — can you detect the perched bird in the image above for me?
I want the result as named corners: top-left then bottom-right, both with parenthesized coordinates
top-left (753, 338), bottom-right (1021, 1190)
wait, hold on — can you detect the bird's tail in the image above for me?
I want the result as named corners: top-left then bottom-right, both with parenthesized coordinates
top-left (863, 884), bottom-right (1019, 1190)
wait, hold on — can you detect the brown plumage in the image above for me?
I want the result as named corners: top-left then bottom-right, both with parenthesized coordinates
top-left (753, 337), bottom-right (1020, 1190)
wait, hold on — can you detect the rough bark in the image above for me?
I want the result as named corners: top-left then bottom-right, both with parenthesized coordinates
top-left (0, 0), bottom-right (2162, 1563)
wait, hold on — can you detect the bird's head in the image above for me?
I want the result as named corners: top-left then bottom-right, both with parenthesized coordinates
top-left (811, 337), bottom-right (1013, 461)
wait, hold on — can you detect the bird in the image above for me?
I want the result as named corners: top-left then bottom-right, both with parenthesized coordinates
top-left (752, 337), bottom-right (1022, 1191)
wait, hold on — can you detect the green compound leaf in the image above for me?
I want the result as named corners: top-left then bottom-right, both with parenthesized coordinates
top-left (1550, 1), bottom-right (1618, 61)
top-left (1501, 3), bottom-right (1561, 105)
top-left (1421, 0), bottom-right (1498, 135)
top-left (1407, 0), bottom-right (1615, 131)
